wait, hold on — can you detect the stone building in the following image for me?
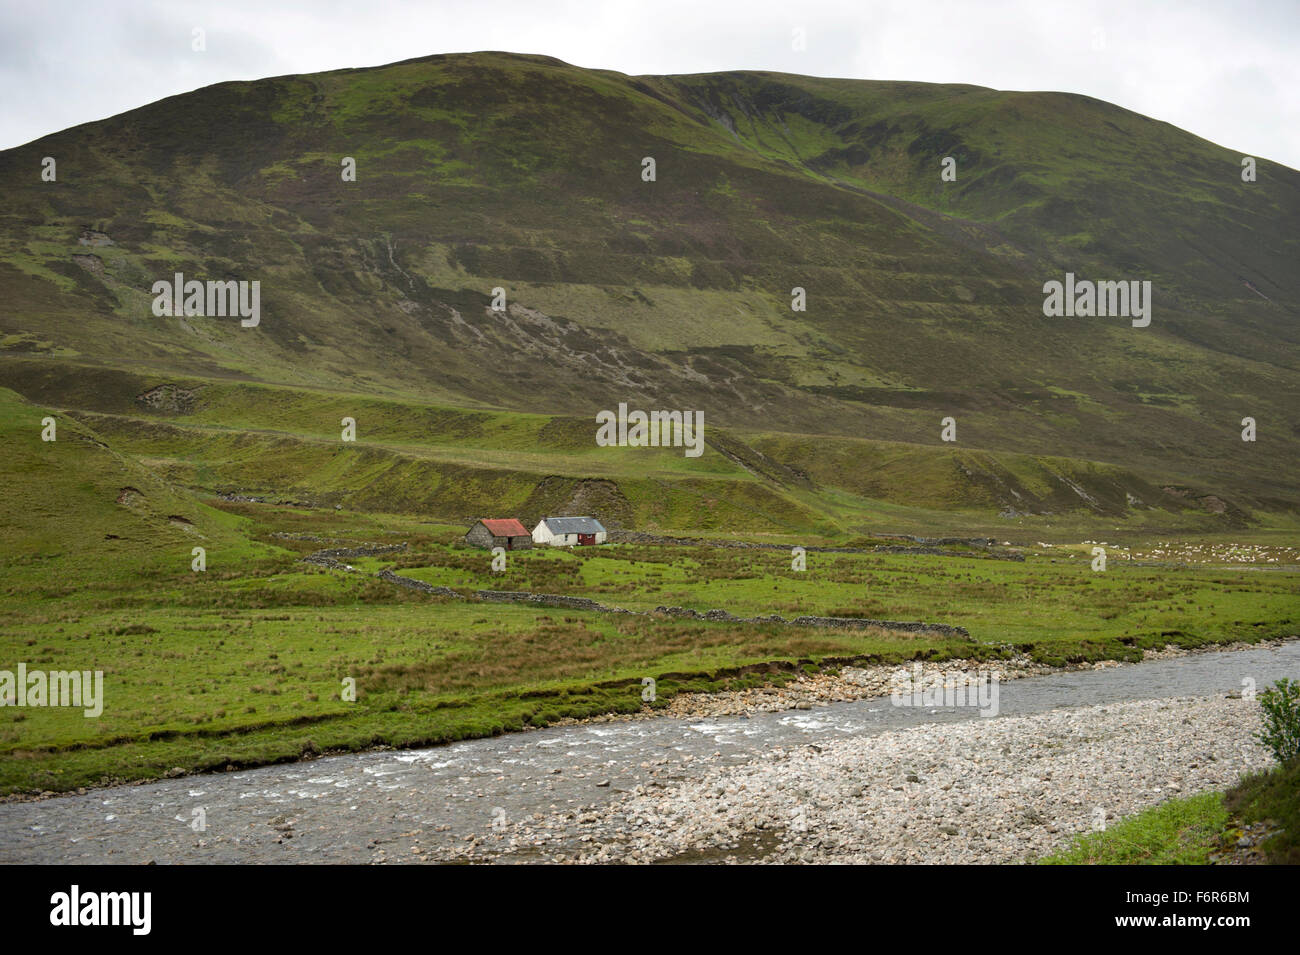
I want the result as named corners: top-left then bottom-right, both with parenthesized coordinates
top-left (531, 516), bottom-right (607, 547)
top-left (465, 518), bottom-right (532, 550)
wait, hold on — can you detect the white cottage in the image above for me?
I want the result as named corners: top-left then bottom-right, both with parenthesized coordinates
top-left (532, 516), bottom-right (607, 547)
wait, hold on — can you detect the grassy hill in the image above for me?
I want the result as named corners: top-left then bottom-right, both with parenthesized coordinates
top-left (0, 51), bottom-right (1296, 522)
top-left (1, 53), bottom-right (1297, 796)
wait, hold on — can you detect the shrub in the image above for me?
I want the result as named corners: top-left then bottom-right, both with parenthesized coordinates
top-left (1256, 678), bottom-right (1300, 763)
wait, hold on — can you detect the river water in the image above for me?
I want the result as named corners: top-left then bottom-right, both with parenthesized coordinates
top-left (2, 642), bottom-right (1296, 864)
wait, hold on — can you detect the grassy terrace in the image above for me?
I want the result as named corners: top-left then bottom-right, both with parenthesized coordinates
top-left (7, 363), bottom-right (1294, 543)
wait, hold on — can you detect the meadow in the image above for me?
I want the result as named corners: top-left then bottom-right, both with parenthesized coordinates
top-left (2, 374), bottom-right (1298, 796)
top-left (3, 484), bottom-right (1295, 796)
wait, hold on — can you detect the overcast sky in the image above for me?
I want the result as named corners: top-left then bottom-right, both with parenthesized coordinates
top-left (2, 0), bottom-right (1296, 169)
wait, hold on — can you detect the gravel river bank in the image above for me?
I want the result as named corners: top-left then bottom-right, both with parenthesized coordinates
top-left (499, 694), bottom-right (1265, 864)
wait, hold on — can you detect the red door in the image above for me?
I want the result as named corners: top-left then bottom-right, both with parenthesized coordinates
top-left (578, 533), bottom-right (595, 546)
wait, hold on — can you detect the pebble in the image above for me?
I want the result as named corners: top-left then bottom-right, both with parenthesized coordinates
top-left (442, 694), bottom-right (1271, 864)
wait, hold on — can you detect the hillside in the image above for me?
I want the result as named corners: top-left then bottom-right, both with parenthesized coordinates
top-left (0, 51), bottom-right (1297, 520)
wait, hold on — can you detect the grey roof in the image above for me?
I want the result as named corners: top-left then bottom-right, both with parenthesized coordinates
top-left (540, 516), bottom-right (606, 535)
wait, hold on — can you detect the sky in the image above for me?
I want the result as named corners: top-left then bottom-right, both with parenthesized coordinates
top-left (1, 0), bottom-right (1297, 169)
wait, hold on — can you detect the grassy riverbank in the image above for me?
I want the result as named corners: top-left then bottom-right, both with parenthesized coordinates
top-left (1041, 757), bottom-right (1299, 865)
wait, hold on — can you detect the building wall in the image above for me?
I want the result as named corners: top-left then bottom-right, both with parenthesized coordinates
top-left (465, 523), bottom-right (498, 549)
top-left (469, 524), bottom-right (533, 549)
top-left (532, 522), bottom-right (604, 546)
top-left (535, 528), bottom-right (577, 547)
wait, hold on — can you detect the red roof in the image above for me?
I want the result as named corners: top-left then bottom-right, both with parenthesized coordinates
top-left (479, 518), bottom-right (529, 537)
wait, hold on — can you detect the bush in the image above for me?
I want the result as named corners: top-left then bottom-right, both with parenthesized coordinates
top-left (1256, 678), bottom-right (1300, 763)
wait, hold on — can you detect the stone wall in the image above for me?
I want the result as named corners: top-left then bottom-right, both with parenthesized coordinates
top-left (300, 542), bottom-right (408, 570)
top-left (607, 530), bottom-right (1022, 561)
top-left (652, 605), bottom-right (968, 638)
top-left (370, 568), bottom-right (966, 637)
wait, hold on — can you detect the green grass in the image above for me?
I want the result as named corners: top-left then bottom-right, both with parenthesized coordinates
top-left (2, 481), bottom-right (1294, 795)
top-left (0, 553), bottom-right (1003, 795)
top-left (1, 368), bottom-right (1297, 797)
top-left (1040, 757), bottom-right (1300, 865)
top-left (4, 362), bottom-right (1292, 542)
top-left (382, 538), bottom-right (1297, 653)
top-left (1040, 791), bottom-right (1231, 865)
top-left (1224, 757), bottom-right (1300, 864)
